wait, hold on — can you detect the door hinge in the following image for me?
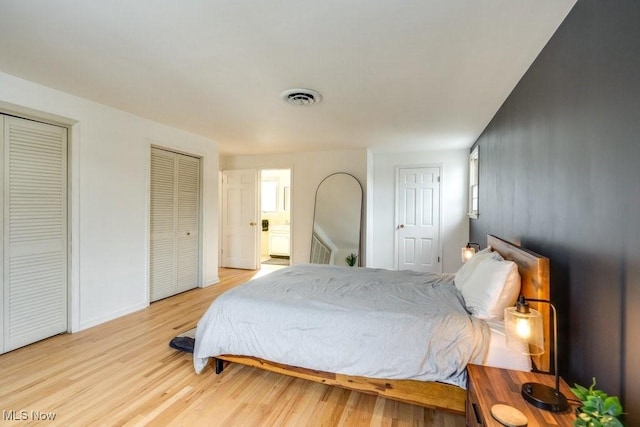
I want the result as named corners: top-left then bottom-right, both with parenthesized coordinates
top-left (437, 256), bottom-right (440, 262)
top-left (437, 176), bottom-right (441, 183)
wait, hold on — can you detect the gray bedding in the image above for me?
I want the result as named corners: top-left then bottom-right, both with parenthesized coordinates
top-left (194, 264), bottom-right (490, 387)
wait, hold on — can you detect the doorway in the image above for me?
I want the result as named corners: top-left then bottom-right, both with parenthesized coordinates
top-left (259, 169), bottom-right (291, 268)
top-left (220, 168), bottom-right (291, 270)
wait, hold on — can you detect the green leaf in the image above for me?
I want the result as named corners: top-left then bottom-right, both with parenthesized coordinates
top-left (610, 419), bottom-right (624, 427)
top-left (572, 377), bottom-right (623, 426)
top-left (601, 415), bottom-right (624, 427)
top-left (573, 417), bottom-right (587, 427)
top-left (594, 390), bottom-right (608, 400)
top-left (603, 396), bottom-right (622, 417)
top-left (572, 383), bottom-right (589, 400)
top-left (578, 412), bottom-right (590, 420)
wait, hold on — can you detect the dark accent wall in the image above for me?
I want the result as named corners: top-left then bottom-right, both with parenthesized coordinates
top-left (470, 1), bottom-right (640, 423)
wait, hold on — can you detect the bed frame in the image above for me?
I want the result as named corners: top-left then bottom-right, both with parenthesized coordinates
top-left (212, 235), bottom-right (551, 414)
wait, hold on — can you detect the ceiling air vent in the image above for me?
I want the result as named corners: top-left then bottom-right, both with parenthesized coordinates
top-left (281, 88), bottom-right (322, 106)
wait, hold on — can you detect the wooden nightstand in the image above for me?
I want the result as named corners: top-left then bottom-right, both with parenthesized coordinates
top-left (466, 364), bottom-right (577, 427)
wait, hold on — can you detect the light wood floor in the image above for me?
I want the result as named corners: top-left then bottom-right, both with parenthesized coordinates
top-left (0, 267), bottom-right (465, 427)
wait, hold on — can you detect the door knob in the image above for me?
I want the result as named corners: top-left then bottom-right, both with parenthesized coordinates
top-left (399, 224), bottom-right (405, 229)
top-left (250, 222), bottom-right (256, 226)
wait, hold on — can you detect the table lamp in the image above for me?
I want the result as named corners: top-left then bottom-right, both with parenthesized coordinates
top-left (504, 295), bottom-right (569, 412)
top-left (461, 242), bottom-right (480, 263)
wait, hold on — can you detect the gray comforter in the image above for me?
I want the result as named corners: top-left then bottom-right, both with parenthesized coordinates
top-left (194, 264), bottom-right (490, 387)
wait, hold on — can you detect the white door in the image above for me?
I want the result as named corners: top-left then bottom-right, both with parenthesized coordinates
top-left (2, 116), bottom-right (68, 352)
top-left (221, 169), bottom-right (258, 269)
top-left (396, 166), bottom-right (441, 273)
top-left (150, 147), bottom-right (200, 302)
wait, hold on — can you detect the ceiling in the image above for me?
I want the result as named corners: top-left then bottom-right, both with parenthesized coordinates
top-left (0, 1), bottom-right (575, 155)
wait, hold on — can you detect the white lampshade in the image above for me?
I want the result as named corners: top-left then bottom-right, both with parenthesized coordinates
top-left (504, 305), bottom-right (544, 356)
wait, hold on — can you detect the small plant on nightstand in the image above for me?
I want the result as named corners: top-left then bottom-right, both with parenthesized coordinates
top-left (570, 378), bottom-right (623, 427)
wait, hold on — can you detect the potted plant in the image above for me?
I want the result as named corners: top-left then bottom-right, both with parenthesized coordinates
top-left (570, 378), bottom-right (624, 427)
top-left (345, 253), bottom-right (358, 267)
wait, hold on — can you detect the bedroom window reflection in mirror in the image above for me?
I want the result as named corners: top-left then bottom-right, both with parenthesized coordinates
top-left (468, 146), bottom-right (479, 218)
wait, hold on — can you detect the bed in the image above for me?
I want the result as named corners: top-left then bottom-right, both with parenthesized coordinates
top-left (194, 235), bottom-right (551, 413)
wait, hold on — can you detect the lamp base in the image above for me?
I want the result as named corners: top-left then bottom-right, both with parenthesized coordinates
top-left (521, 382), bottom-right (568, 412)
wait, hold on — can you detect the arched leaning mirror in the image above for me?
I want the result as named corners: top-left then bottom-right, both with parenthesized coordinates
top-left (310, 173), bottom-right (363, 266)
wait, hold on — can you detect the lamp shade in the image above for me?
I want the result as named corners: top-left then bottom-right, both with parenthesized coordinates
top-left (461, 246), bottom-right (476, 263)
top-left (504, 305), bottom-right (544, 356)
top-left (461, 243), bottom-right (480, 263)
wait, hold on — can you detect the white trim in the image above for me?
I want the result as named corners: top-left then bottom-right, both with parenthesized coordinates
top-left (288, 165), bottom-right (295, 264)
top-left (69, 122), bottom-right (81, 332)
top-left (0, 100), bottom-right (77, 129)
top-left (0, 103), bottom-right (80, 334)
top-left (78, 301), bottom-right (148, 331)
top-left (201, 277), bottom-right (221, 288)
top-left (468, 146), bottom-right (479, 219)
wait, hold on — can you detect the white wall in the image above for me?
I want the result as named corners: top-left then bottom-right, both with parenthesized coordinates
top-left (0, 72), bottom-right (219, 332)
top-left (221, 149), bottom-right (368, 265)
top-left (370, 149), bottom-right (469, 273)
top-left (223, 148), bottom-right (467, 272)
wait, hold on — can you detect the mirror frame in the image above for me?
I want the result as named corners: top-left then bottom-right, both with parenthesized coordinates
top-left (310, 172), bottom-right (363, 266)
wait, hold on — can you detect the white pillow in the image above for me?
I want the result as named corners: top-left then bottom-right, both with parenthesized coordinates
top-left (461, 257), bottom-right (521, 320)
top-left (454, 247), bottom-right (502, 292)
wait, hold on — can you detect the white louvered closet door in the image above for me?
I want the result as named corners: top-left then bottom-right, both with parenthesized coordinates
top-left (150, 148), bottom-right (200, 302)
top-left (2, 116), bottom-right (68, 353)
top-left (176, 154), bottom-right (200, 293)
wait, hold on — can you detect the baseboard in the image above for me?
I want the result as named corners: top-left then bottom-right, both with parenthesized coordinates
top-left (76, 301), bottom-right (148, 332)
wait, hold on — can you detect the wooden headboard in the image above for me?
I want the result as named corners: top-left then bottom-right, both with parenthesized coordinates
top-left (487, 234), bottom-right (551, 372)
